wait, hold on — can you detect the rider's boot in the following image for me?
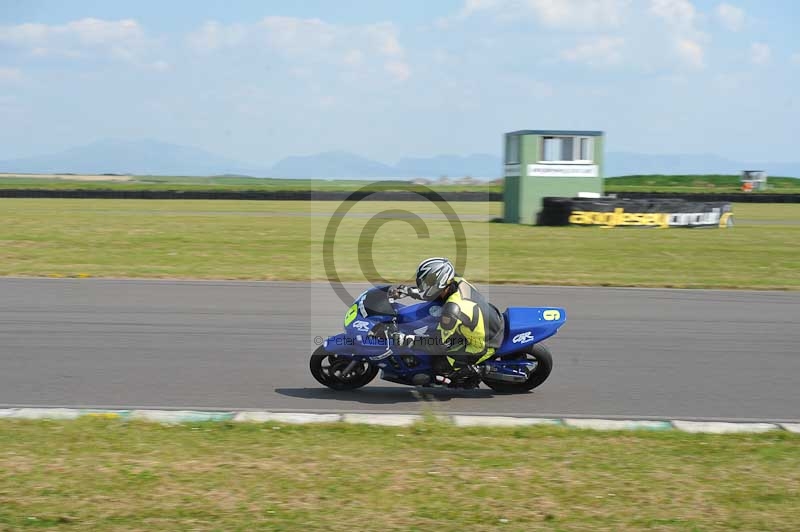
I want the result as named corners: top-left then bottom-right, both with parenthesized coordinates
top-left (447, 364), bottom-right (482, 389)
top-left (431, 356), bottom-right (454, 386)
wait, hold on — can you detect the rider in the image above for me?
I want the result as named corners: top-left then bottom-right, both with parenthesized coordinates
top-left (389, 257), bottom-right (505, 386)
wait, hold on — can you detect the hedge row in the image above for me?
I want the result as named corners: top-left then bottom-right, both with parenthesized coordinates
top-left (0, 188), bottom-right (798, 203)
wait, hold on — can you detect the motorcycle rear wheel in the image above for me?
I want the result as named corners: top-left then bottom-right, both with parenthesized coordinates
top-left (309, 346), bottom-right (379, 391)
top-left (482, 343), bottom-right (553, 394)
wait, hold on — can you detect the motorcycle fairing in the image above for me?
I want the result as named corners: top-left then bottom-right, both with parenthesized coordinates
top-left (496, 307), bottom-right (567, 355)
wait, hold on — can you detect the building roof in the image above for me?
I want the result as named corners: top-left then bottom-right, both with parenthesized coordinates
top-left (506, 130), bottom-right (603, 136)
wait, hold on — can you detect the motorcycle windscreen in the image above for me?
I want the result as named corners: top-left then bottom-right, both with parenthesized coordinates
top-left (358, 286), bottom-right (397, 318)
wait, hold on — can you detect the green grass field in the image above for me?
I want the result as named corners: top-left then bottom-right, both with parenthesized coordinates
top-left (1, 194), bottom-right (798, 531)
top-left (0, 418), bottom-right (797, 531)
top-left (1, 199), bottom-right (798, 289)
top-left (1, 173), bottom-right (798, 194)
top-left (0, 174), bottom-right (500, 193)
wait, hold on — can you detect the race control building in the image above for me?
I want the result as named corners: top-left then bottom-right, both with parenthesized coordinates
top-left (503, 130), bottom-right (605, 224)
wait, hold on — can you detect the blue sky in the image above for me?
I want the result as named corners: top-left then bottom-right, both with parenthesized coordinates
top-left (1, 0), bottom-right (798, 164)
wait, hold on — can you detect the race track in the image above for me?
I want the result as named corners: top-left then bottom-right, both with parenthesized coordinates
top-left (1, 278), bottom-right (798, 422)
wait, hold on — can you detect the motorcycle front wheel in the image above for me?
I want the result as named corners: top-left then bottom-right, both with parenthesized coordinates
top-left (482, 343), bottom-right (553, 394)
top-left (309, 346), bottom-right (379, 391)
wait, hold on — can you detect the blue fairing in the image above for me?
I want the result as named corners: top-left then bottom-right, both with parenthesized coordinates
top-left (496, 307), bottom-right (567, 355)
top-left (323, 287), bottom-right (566, 385)
top-left (330, 304), bottom-right (442, 353)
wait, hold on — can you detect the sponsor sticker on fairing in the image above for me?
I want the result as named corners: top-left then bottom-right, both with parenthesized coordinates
top-left (512, 331), bottom-right (535, 344)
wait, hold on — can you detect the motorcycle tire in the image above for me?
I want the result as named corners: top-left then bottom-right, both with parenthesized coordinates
top-left (482, 343), bottom-right (553, 394)
top-left (309, 346), bottom-right (379, 391)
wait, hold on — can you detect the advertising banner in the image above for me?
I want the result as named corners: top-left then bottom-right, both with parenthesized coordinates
top-left (538, 197), bottom-right (734, 228)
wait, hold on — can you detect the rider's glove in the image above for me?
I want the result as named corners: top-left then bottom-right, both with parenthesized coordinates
top-left (406, 287), bottom-right (423, 299)
top-left (391, 331), bottom-right (416, 347)
top-left (388, 285), bottom-right (422, 300)
top-left (388, 285), bottom-right (409, 299)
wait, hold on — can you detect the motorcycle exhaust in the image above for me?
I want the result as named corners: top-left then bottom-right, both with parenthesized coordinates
top-left (482, 362), bottom-right (535, 383)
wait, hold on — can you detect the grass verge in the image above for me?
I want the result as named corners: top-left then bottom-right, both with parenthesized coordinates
top-left (0, 200), bottom-right (798, 289)
top-left (0, 175), bottom-right (500, 193)
top-left (0, 418), bottom-right (797, 531)
top-left (1, 174), bottom-right (798, 194)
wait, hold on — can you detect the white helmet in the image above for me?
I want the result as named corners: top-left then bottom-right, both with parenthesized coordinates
top-left (415, 257), bottom-right (455, 301)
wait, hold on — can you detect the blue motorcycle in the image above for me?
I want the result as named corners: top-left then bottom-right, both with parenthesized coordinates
top-left (310, 286), bottom-right (566, 393)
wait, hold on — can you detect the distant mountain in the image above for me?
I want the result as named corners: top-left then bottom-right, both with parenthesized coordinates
top-left (1, 138), bottom-right (798, 178)
top-left (0, 139), bottom-right (269, 176)
top-left (395, 154), bottom-right (500, 178)
top-left (269, 151), bottom-right (396, 178)
top-left (268, 152), bottom-right (502, 178)
top-left (0, 140), bottom-right (502, 179)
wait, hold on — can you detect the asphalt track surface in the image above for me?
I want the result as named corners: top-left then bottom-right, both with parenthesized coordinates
top-left (1, 278), bottom-right (798, 422)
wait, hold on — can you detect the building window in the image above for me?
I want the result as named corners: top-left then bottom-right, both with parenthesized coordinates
top-left (540, 136), bottom-right (594, 163)
top-left (579, 137), bottom-right (593, 161)
top-left (561, 137), bottom-right (574, 161)
top-left (505, 135), bottom-right (520, 164)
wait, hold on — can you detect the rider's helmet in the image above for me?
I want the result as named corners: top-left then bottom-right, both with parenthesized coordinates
top-left (415, 257), bottom-right (456, 301)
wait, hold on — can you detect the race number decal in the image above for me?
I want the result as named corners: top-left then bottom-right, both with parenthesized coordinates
top-left (344, 304), bottom-right (358, 326)
top-left (543, 309), bottom-right (561, 321)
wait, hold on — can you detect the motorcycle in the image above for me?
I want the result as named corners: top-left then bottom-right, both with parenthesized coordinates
top-left (310, 286), bottom-right (567, 393)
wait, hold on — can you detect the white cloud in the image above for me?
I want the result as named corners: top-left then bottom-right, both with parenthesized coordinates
top-left (0, 67), bottom-right (23, 83)
top-left (188, 17), bottom-right (405, 60)
top-left (186, 17), bottom-right (412, 81)
top-left (343, 49), bottom-right (364, 67)
top-left (0, 23), bottom-right (54, 47)
top-left (384, 60), bottom-right (411, 81)
top-left (792, 53), bottom-right (800, 65)
top-left (526, 0), bottom-right (631, 29)
top-left (259, 16), bottom-right (337, 55)
top-left (561, 36), bottom-right (625, 66)
top-left (366, 22), bottom-right (404, 56)
top-left (0, 18), bottom-right (149, 61)
top-left (715, 3), bottom-right (745, 31)
top-left (675, 38), bottom-right (704, 69)
top-left (66, 18), bottom-right (143, 46)
top-left (455, 0), bottom-right (631, 29)
top-left (750, 42), bottom-right (770, 65)
top-left (649, 0), bottom-right (697, 30)
top-left (459, 0), bottom-right (503, 18)
top-left (149, 60), bottom-right (170, 72)
top-left (649, 1), bottom-right (710, 70)
top-left (187, 21), bottom-right (247, 52)
top-left (29, 46), bottom-right (81, 59)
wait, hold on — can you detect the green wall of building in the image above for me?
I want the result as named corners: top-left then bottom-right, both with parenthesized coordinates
top-left (503, 130), bottom-right (605, 225)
